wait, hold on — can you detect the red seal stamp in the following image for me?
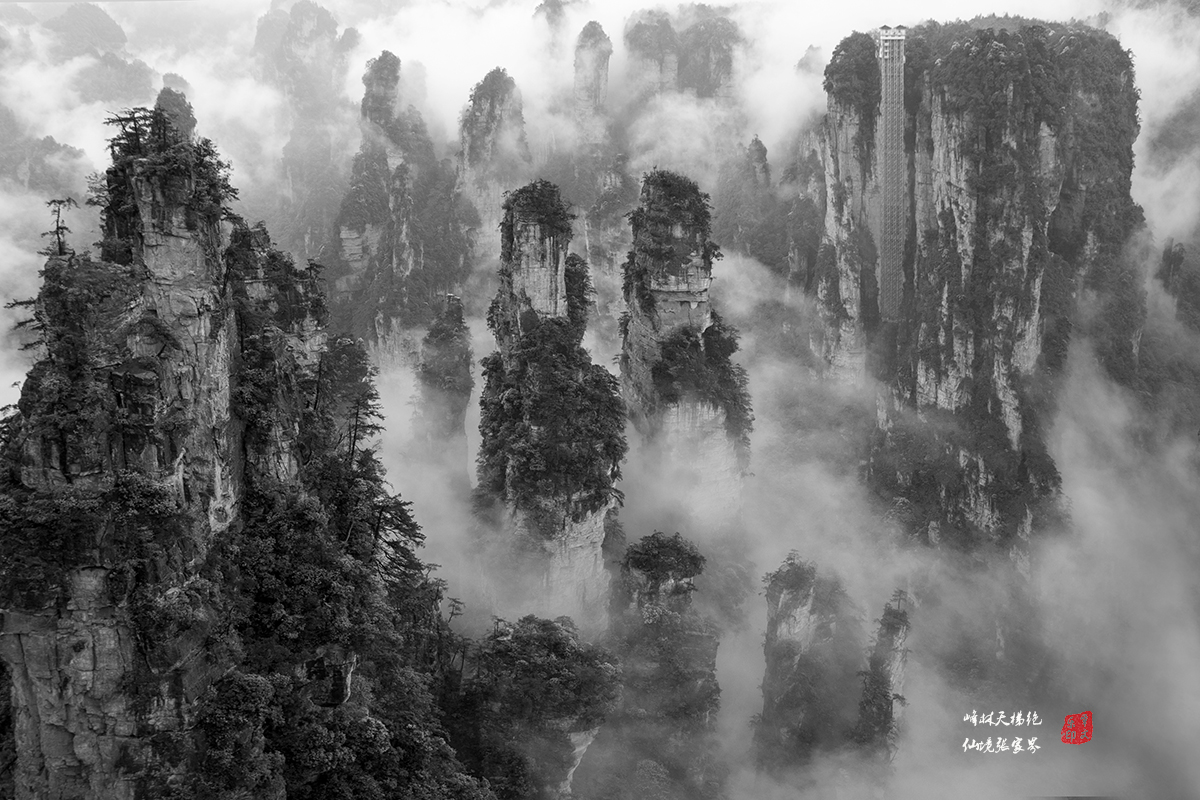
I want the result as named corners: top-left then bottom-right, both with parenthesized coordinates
top-left (1060, 711), bottom-right (1092, 744)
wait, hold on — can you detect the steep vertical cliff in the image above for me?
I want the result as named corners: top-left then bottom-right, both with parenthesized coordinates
top-left (850, 594), bottom-right (911, 761)
top-left (331, 51), bottom-right (477, 361)
top-left (573, 532), bottom-right (724, 800)
top-left (620, 170), bottom-right (751, 532)
top-left (574, 22), bottom-right (612, 131)
top-left (457, 68), bottom-right (533, 239)
top-left (796, 22), bottom-right (1144, 555)
top-left (475, 180), bottom-right (626, 634)
top-left (0, 97), bottom-right (490, 800)
top-left (755, 555), bottom-right (865, 773)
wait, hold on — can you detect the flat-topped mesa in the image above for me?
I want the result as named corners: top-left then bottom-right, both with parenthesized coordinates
top-left (623, 11), bottom-right (679, 96)
top-left (477, 180), bottom-right (626, 635)
top-left (793, 21), bottom-right (1144, 556)
top-left (755, 555), bottom-right (866, 773)
top-left (620, 170), bottom-right (751, 531)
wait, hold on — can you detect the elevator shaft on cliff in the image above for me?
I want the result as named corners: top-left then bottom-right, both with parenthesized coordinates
top-left (876, 25), bottom-right (906, 324)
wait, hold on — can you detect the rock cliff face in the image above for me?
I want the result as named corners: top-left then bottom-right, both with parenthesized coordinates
top-left (0, 97), bottom-right (484, 800)
top-left (755, 556), bottom-right (865, 772)
top-left (457, 68), bottom-right (533, 240)
top-left (573, 532), bottom-right (724, 800)
top-left (331, 51), bottom-right (477, 363)
top-left (475, 181), bottom-right (626, 635)
top-left (0, 100), bottom-right (319, 799)
top-left (620, 170), bottom-right (751, 532)
top-left (797, 23), bottom-right (1144, 552)
top-left (574, 22), bottom-right (612, 129)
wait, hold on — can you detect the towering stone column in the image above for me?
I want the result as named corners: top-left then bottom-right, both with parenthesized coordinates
top-left (457, 67), bottom-right (533, 240)
top-left (572, 532), bottom-right (724, 800)
top-left (0, 96), bottom-right (325, 799)
top-left (332, 51), bottom-right (476, 363)
top-left (574, 22), bottom-right (613, 124)
top-left (755, 555), bottom-right (865, 772)
top-left (620, 170), bottom-right (751, 532)
top-left (475, 180), bottom-right (626, 635)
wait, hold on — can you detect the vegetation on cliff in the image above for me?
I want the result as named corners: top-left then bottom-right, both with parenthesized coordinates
top-left (823, 31), bottom-right (879, 164)
top-left (331, 51), bottom-right (478, 337)
top-left (446, 616), bottom-right (619, 800)
top-left (478, 181), bottom-right (627, 528)
top-left (574, 531), bottom-right (724, 800)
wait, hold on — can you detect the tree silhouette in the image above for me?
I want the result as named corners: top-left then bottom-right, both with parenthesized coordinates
top-left (40, 197), bottom-right (78, 256)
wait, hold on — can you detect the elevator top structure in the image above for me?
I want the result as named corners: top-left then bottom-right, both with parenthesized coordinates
top-left (876, 25), bottom-right (906, 323)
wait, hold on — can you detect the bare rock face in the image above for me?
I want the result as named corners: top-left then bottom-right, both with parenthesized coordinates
top-left (475, 181), bottom-right (626, 635)
top-left (756, 556), bottom-right (865, 772)
top-left (796, 24), bottom-right (1144, 555)
top-left (620, 170), bottom-right (751, 532)
top-left (0, 103), bottom-right (323, 799)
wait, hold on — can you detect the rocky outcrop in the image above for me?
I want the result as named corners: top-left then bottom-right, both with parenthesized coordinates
top-left (475, 180), bottom-right (626, 635)
top-left (620, 170), bottom-right (751, 532)
top-left (0, 97), bottom-right (323, 799)
top-left (573, 532), bottom-right (724, 800)
top-left (796, 23), bottom-right (1144, 553)
top-left (457, 67), bottom-right (533, 238)
top-left (331, 51), bottom-right (477, 362)
top-left (755, 555), bottom-right (865, 772)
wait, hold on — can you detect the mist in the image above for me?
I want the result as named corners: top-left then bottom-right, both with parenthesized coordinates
top-left (2, 0), bottom-right (1200, 797)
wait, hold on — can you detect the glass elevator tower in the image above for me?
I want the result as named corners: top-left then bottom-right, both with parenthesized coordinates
top-left (876, 26), bottom-right (906, 323)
